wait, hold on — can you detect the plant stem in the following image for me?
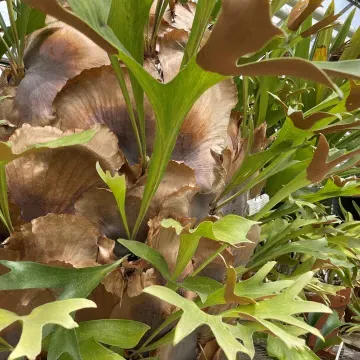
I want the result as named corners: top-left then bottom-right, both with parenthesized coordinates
top-left (0, 35), bottom-right (18, 74)
top-left (241, 76), bottom-right (249, 138)
top-left (6, 0), bottom-right (20, 59)
top-left (150, 0), bottom-right (169, 54)
top-left (0, 164), bottom-right (13, 233)
top-left (18, 3), bottom-right (31, 72)
top-left (109, 55), bottom-right (144, 168)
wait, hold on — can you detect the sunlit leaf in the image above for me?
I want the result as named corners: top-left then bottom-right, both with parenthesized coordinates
top-left (162, 215), bottom-right (258, 246)
top-left (267, 335), bottom-right (320, 360)
top-left (206, 262), bottom-right (294, 307)
top-left (0, 128), bottom-right (97, 164)
top-left (0, 299), bottom-right (96, 360)
top-left (97, 162), bottom-right (130, 238)
top-left (144, 285), bottom-right (250, 360)
top-left (249, 238), bottom-right (352, 270)
top-left (223, 272), bottom-right (331, 346)
top-left (297, 178), bottom-right (360, 203)
top-left (227, 322), bottom-right (266, 359)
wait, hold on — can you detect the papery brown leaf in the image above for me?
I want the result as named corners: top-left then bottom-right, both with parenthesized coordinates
top-left (301, 14), bottom-right (340, 38)
top-left (53, 65), bottom-right (151, 164)
top-left (235, 58), bottom-right (340, 91)
top-left (6, 125), bottom-right (124, 221)
top-left (199, 339), bottom-right (219, 360)
top-left (102, 268), bottom-right (125, 300)
top-left (127, 268), bottom-right (159, 298)
top-left (197, 0), bottom-right (283, 75)
top-left (226, 111), bottom-right (242, 155)
top-left (162, 2), bottom-right (196, 34)
top-left (252, 124), bottom-right (268, 153)
top-left (148, 218), bottom-right (194, 279)
top-left (288, 0), bottom-right (324, 31)
top-left (157, 30), bottom-right (188, 83)
top-left (306, 134), bottom-right (331, 182)
top-left (4, 214), bottom-right (114, 267)
top-left (224, 266), bottom-right (257, 305)
top-left (314, 120), bottom-right (360, 135)
top-left (2, 23), bottom-right (109, 128)
top-left (75, 163), bottom-right (198, 245)
top-left (176, 75), bottom-right (236, 192)
top-left (346, 80), bottom-right (360, 111)
top-left (231, 224), bottom-right (261, 267)
top-left (159, 185), bottom-right (200, 220)
top-left (192, 237), bottom-right (233, 282)
top-left (76, 283), bottom-right (120, 322)
top-left (129, 161), bottom-right (198, 214)
top-left (111, 269), bottom-right (173, 330)
top-left (23, 0), bottom-right (116, 53)
top-left (75, 189), bottom-right (152, 247)
top-left (307, 134), bottom-right (360, 182)
top-left (150, 1), bottom-right (198, 42)
top-left (332, 175), bottom-right (359, 187)
top-left (275, 95), bottom-right (331, 130)
top-left (55, 55), bottom-right (236, 191)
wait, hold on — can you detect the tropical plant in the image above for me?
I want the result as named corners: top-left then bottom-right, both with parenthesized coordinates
top-left (1, 0), bottom-right (360, 359)
top-left (0, 0), bottom-right (45, 81)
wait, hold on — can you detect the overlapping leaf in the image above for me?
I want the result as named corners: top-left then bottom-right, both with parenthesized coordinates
top-left (144, 285), bottom-right (250, 360)
top-left (0, 257), bottom-right (126, 299)
top-left (0, 128), bottom-right (96, 164)
top-left (162, 215), bottom-right (258, 246)
top-left (0, 299), bottom-right (96, 360)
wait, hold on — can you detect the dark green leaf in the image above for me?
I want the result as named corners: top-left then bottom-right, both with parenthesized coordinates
top-left (179, 276), bottom-right (222, 303)
top-left (76, 319), bottom-right (150, 349)
top-left (78, 338), bottom-right (125, 360)
top-left (48, 328), bottom-right (81, 360)
top-left (0, 258), bottom-right (125, 299)
top-left (117, 240), bottom-right (171, 279)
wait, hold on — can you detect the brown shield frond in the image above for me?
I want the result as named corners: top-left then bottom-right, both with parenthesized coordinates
top-left (3, 214), bottom-right (115, 267)
top-left (54, 25), bottom-right (236, 192)
top-left (288, 0), bottom-right (324, 32)
top-left (1, 22), bottom-right (109, 128)
top-left (110, 267), bottom-right (174, 331)
top-left (76, 161), bottom-right (198, 245)
top-left (197, 0), bottom-right (283, 75)
top-left (129, 161), bottom-right (200, 218)
top-left (147, 217), bottom-right (195, 280)
top-left (6, 124), bottom-right (124, 221)
top-left (75, 189), bottom-right (153, 248)
top-left (53, 65), bottom-right (154, 164)
top-left (193, 238), bottom-right (234, 283)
